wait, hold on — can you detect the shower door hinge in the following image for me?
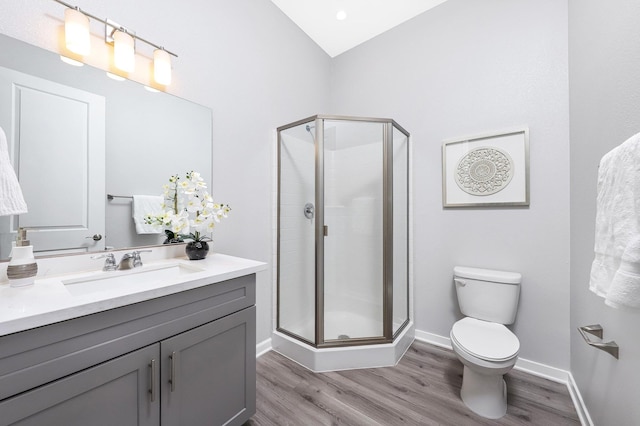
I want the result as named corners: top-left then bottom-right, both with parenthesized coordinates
top-left (323, 225), bottom-right (328, 236)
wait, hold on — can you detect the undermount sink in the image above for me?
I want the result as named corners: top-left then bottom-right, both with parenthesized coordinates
top-left (62, 262), bottom-right (205, 297)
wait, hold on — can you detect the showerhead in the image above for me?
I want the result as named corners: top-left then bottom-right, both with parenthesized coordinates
top-left (305, 124), bottom-right (315, 132)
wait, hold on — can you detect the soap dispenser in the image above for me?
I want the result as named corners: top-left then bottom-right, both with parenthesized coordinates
top-left (7, 227), bottom-right (38, 287)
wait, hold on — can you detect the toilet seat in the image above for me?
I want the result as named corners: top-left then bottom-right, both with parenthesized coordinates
top-left (451, 317), bottom-right (519, 361)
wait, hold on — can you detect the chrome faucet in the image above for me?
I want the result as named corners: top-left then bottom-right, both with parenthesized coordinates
top-left (117, 250), bottom-right (152, 270)
top-left (91, 253), bottom-right (117, 271)
top-left (91, 250), bottom-right (152, 271)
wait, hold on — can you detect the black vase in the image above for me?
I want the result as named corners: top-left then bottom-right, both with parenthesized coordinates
top-left (185, 241), bottom-right (209, 260)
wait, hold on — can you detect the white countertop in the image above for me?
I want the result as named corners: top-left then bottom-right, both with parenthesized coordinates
top-left (0, 252), bottom-right (267, 337)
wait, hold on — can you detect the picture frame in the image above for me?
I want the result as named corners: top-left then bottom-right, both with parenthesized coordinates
top-left (442, 127), bottom-right (529, 207)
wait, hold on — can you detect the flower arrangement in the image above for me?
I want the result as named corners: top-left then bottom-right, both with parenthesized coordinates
top-left (145, 171), bottom-right (230, 244)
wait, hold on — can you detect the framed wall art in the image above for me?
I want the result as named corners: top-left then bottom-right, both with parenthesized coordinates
top-left (442, 127), bottom-right (529, 207)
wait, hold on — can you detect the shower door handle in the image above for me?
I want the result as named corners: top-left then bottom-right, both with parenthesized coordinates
top-left (324, 225), bottom-right (328, 236)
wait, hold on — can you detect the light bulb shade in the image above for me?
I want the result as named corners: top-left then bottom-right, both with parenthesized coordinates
top-left (64, 8), bottom-right (91, 55)
top-left (113, 30), bottom-right (135, 73)
top-left (153, 49), bottom-right (172, 85)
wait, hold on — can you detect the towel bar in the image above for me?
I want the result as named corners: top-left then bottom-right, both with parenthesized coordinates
top-left (578, 324), bottom-right (619, 359)
top-left (107, 194), bottom-right (133, 200)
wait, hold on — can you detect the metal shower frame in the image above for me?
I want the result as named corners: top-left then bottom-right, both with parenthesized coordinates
top-left (276, 114), bottom-right (411, 348)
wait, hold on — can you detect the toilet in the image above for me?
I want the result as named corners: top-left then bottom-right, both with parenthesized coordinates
top-left (450, 266), bottom-right (522, 419)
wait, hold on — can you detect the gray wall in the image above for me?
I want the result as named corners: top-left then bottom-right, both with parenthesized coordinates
top-left (569, 0), bottom-right (640, 424)
top-left (0, 0), bottom-right (332, 345)
top-left (330, 0), bottom-right (571, 369)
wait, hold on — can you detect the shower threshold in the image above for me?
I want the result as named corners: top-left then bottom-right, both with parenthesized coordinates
top-left (271, 321), bottom-right (415, 372)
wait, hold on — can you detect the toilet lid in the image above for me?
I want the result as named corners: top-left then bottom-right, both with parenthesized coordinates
top-left (452, 317), bottom-right (520, 361)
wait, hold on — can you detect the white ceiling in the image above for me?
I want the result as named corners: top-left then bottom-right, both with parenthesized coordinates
top-left (270, 0), bottom-right (449, 57)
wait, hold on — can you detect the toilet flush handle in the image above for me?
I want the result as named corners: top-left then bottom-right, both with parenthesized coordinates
top-left (454, 278), bottom-right (466, 287)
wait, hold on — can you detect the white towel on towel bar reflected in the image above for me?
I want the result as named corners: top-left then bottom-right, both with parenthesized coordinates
top-left (589, 132), bottom-right (640, 309)
top-left (132, 195), bottom-right (163, 234)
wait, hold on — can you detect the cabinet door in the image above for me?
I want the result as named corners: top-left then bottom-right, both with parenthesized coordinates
top-left (0, 344), bottom-right (159, 426)
top-left (161, 306), bottom-right (256, 426)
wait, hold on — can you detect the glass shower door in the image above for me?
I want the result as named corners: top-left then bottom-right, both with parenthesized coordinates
top-left (277, 121), bottom-right (316, 344)
top-left (322, 119), bottom-right (385, 341)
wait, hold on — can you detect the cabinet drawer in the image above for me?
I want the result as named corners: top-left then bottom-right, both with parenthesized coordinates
top-left (0, 274), bottom-right (255, 401)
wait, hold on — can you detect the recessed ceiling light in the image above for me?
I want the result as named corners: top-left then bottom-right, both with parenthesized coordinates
top-left (336, 10), bottom-right (347, 21)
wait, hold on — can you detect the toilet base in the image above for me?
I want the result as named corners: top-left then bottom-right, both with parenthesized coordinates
top-left (460, 365), bottom-right (507, 419)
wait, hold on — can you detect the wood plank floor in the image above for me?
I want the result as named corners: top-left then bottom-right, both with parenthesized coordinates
top-left (246, 340), bottom-right (580, 426)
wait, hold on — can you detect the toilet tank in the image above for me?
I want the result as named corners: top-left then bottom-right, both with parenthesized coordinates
top-left (453, 266), bottom-right (522, 325)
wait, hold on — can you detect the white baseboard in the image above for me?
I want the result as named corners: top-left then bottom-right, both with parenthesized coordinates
top-left (256, 337), bottom-right (272, 358)
top-left (514, 357), bottom-right (569, 384)
top-left (415, 329), bottom-right (452, 350)
top-left (567, 372), bottom-right (593, 426)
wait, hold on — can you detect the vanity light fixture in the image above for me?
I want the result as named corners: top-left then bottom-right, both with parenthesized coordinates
top-left (113, 29), bottom-right (135, 73)
top-left (64, 7), bottom-right (90, 55)
top-left (53, 0), bottom-right (177, 85)
top-left (153, 48), bottom-right (172, 85)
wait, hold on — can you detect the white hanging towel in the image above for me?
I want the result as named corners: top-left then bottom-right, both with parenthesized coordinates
top-left (589, 132), bottom-right (640, 309)
top-left (0, 126), bottom-right (28, 216)
top-left (132, 195), bottom-right (164, 234)
top-left (607, 235), bottom-right (640, 309)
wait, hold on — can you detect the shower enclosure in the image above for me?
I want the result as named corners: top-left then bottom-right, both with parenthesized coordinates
top-left (276, 115), bottom-right (411, 366)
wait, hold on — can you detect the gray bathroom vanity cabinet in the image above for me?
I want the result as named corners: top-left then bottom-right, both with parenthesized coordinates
top-left (0, 274), bottom-right (256, 426)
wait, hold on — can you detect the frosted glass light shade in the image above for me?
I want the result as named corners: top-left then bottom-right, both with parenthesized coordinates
top-left (64, 8), bottom-right (91, 55)
top-left (113, 30), bottom-right (135, 73)
top-left (153, 49), bottom-right (172, 85)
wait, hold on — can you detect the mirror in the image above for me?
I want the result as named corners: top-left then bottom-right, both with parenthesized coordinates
top-left (0, 34), bottom-right (212, 260)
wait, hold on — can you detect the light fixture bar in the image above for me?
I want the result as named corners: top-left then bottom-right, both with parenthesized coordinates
top-left (52, 0), bottom-right (178, 58)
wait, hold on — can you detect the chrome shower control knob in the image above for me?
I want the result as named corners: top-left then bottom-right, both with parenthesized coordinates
top-left (304, 203), bottom-right (315, 219)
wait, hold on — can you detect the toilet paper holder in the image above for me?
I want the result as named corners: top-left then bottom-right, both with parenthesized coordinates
top-left (578, 324), bottom-right (619, 359)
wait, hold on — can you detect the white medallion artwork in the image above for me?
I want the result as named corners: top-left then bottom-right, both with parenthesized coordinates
top-left (454, 147), bottom-right (513, 196)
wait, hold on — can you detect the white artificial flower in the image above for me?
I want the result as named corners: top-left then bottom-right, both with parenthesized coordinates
top-left (186, 196), bottom-right (201, 213)
top-left (170, 211), bottom-right (190, 234)
top-left (147, 171), bottom-right (229, 240)
top-left (216, 207), bottom-right (228, 219)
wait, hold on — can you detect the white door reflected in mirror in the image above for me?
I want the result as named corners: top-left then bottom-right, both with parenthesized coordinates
top-left (0, 66), bottom-right (106, 257)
